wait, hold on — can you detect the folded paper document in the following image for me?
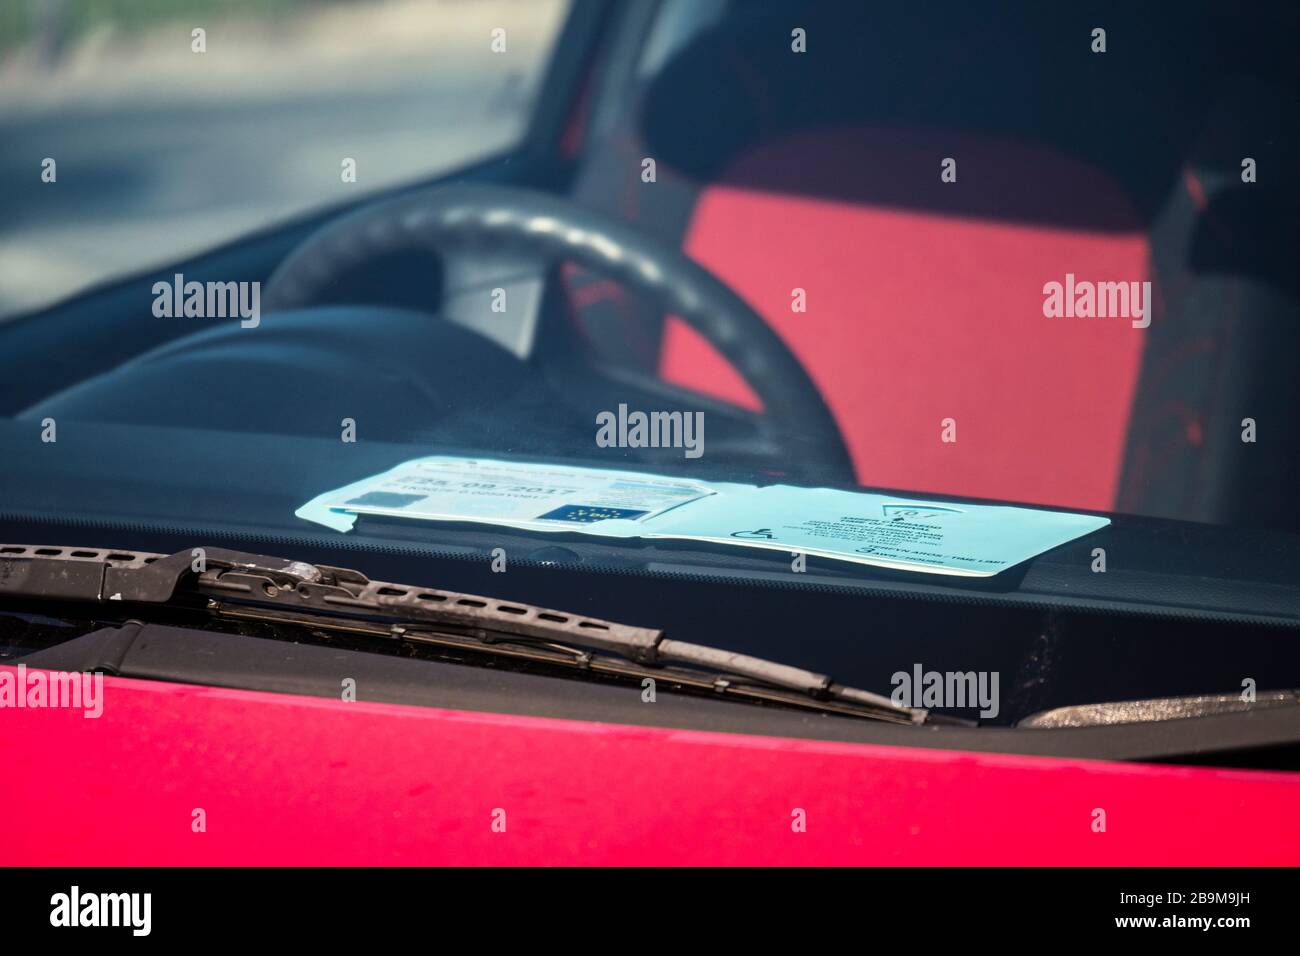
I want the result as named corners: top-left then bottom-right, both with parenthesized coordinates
top-left (296, 457), bottom-right (1108, 577)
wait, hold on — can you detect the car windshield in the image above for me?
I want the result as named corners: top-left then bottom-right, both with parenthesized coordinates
top-left (0, 0), bottom-right (570, 319)
top-left (1, 0), bottom-right (1297, 630)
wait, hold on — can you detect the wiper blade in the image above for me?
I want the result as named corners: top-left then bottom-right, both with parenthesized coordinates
top-left (0, 543), bottom-right (944, 725)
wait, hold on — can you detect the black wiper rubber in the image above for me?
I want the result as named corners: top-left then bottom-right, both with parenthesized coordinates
top-left (0, 543), bottom-right (932, 724)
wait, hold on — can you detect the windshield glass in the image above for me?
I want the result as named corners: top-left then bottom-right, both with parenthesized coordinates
top-left (0, 0), bottom-right (1297, 623)
top-left (0, 0), bottom-right (570, 319)
top-left (2, 0), bottom-right (1300, 753)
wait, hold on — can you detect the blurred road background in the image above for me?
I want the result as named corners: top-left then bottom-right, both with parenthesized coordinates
top-left (0, 0), bottom-right (568, 319)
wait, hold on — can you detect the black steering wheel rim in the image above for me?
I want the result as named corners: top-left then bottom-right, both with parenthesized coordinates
top-left (264, 183), bottom-right (853, 478)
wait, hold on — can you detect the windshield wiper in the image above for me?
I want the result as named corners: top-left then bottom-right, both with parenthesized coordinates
top-left (0, 543), bottom-right (953, 725)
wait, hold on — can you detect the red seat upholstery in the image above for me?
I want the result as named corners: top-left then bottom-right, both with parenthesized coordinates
top-left (658, 127), bottom-right (1149, 510)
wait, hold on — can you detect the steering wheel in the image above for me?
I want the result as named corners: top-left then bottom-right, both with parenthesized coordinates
top-left (264, 183), bottom-right (853, 478)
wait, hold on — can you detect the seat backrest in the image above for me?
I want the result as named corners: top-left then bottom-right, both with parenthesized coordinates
top-left (658, 125), bottom-right (1149, 510)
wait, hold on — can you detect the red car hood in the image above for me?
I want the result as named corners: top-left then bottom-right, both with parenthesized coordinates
top-left (3, 666), bottom-right (1298, 865)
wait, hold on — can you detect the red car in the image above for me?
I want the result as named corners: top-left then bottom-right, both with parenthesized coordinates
top-left (0, 0), bottom-right (1296, 930)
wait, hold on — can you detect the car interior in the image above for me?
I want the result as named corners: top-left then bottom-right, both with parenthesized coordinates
top-left (5, 2), bottom-right (1298, 525)
top-left (566, 2), bottom-right (1300, 528)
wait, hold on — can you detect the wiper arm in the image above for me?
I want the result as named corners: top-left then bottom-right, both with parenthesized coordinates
top-left (0, 543), bottom-right (944, 725)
